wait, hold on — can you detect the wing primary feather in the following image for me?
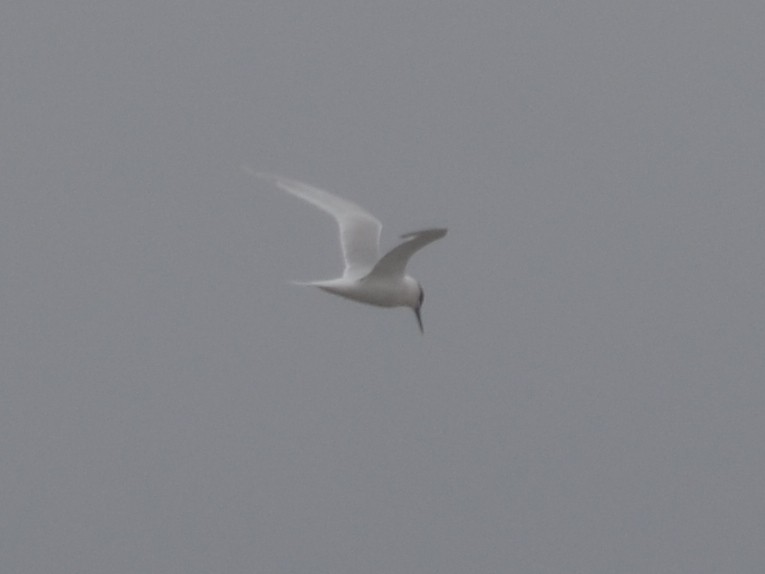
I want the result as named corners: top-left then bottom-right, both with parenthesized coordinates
top-left (253, 172), bottom-right (383, 277)
top-left (365, 228), bottom-right (447, 280)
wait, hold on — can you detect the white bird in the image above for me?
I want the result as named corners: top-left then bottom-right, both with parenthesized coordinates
top-left (256, 173), bottom-right (447, 333)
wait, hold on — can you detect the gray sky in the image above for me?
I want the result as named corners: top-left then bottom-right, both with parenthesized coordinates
top-left (2, 1), bottom-right (764, 572)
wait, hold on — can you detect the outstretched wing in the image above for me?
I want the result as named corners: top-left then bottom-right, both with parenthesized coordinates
top-left (365, 228), bottom-right (447, 280)
top-left (256, 173), bottom-right (382, 278)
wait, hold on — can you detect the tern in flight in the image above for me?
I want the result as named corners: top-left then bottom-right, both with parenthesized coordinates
top-left (255, 172), bottom-right (447, 333)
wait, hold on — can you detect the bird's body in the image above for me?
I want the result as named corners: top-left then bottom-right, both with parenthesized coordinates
top-left (307, 274), bottom-right (422, 308)
top-left (255, 172), bottom-right (446, 332)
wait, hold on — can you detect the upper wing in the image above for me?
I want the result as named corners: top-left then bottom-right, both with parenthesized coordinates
top-left (257, 173), bottom-right (382, 278)
top-left (365, 228), bottom-right (447, 280)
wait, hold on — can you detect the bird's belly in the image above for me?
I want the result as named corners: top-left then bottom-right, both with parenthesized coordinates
top-left (318, 281), bottom-right (403, 308)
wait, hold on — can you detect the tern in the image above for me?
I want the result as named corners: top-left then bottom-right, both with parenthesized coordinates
top-left (256, 173), bottom-right (447, 333)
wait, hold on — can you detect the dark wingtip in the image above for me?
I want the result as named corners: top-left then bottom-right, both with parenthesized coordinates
top-left (400, 228), bottom-right (448, 240)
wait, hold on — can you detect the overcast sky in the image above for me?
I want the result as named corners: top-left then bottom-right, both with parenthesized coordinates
top-left (2, 2), bottom-right (764, 573)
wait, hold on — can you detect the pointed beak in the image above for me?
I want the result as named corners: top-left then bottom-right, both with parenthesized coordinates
top-left (414, 306), bottom-right (424, 334)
